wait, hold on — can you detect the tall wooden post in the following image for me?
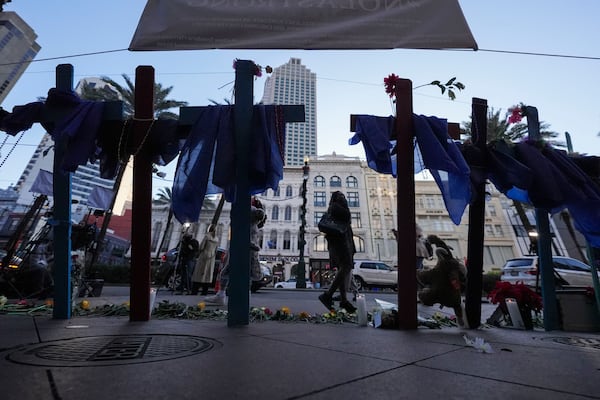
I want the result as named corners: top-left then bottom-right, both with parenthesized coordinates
top-left (228, 60), bottom-right (254, 326)
top-left (525, 106), bottom-right (559, 330)
top-left (130, 66), bottom-right (154, 321)
top-left (395, 79), bottom-right (417, 329)
top-left (465, 97), bottom-right (487, 329)
top-left (52, 64), bottom-right (74, 319)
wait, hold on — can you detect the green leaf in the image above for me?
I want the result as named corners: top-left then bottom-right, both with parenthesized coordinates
top-left (455, 82), bottom-right (465, 90)
top-left (446, 77), bottom-right (457, 86)
top-left (440, 86), bottom-right (446, 95)
top-left (430, 80), bottom-right (441, 86)
top-left (448, 89), bottom-right (456, 100)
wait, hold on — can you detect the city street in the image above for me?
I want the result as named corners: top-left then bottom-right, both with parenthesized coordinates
top-left (99, 284), bottom-right (497, 324)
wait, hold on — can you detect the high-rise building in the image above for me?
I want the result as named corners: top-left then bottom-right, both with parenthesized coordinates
top-left (0, 11), bottom-right (40, 104)
top-left (261, 58), bottom-right (317, 166)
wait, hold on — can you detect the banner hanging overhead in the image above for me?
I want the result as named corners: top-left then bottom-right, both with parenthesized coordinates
top-left (129, 0), bottom-right (477, 51)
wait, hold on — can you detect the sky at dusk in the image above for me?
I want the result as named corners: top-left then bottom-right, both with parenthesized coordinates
top-left (1, 0), bottom-right (599, 194)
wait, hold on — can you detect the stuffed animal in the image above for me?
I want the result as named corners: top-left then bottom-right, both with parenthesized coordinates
top-left (417, 236), bottom-right (467, 326)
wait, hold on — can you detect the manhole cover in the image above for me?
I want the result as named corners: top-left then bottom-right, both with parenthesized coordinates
top-left (6, 334), bottom-right (220, 367)
top-left (542, 336), bottom-right (600, 350)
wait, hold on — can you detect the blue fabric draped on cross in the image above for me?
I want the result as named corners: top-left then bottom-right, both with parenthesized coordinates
top-left (349, 114), bottom-right (471, 225)
top-left (171, 105), bottom-right (285, 224)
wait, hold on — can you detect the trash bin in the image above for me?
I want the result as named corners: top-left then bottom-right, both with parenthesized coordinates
top-left (556, 288), bottom-right (600, 332)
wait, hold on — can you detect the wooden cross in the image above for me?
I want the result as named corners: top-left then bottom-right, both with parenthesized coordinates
top-left (48, 64), bottom-right (123, 319)
top-left (350, 82), bottom-right (484, 330)
top-left (130, 62), bottom-right (304, 324)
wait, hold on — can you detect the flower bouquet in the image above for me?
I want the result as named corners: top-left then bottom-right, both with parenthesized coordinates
top-left (487, 281), bottom-right (543, 329)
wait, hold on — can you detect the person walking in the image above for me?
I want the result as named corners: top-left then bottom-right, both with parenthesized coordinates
top-left (177, 233), bottom-right (199, 294)
top-left (205, 198), bottom-right (266, 305)
top-left (415, 224), bottom-right (432, 270)
top-left (191, 224), bottom-right (219, 296)
top-left (318, 191), bottom-right (356, 313)
top-left (392, 224), bottom-right (432, 271)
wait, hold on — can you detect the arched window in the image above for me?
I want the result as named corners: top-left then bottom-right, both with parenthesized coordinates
top-left (353, 236), bottom-right (365, 252)
top-left (346, 176), bottom-right (358, 188)
top-left (268, 230), bottom-right (278, 249)
top-left (313, 235), bottom-right (328, 252)
top-left (284, 205), bottom-right (292, 221)
top-left (313, 175), bottom-right (325, 187)
top-left (271, 205), bottom-right (279, 220)
top-left (285, 185), bottom-right (293, 197)
top-left (283, 231), bottom-right (291, 250)
top-left (330, 176), bottom-right (342, 187)
top-left (273, 187), bottom-right (280, 197)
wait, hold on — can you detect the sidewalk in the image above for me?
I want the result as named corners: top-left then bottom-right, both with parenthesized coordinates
top-left (1, 291), bottom-right (599, 399)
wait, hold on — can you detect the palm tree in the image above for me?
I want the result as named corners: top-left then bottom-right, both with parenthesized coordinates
top-left (80, 76), bottom-right (188, 268)
top-left (79, 74), bottom-right (188, 119)
top-left (461, 107), bottom-right (559, 144)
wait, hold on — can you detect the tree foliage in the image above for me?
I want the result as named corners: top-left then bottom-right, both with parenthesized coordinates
top-left (461, 107), bottom-right (560, 145)
top-left (78, 74), bottom-right (188, 119)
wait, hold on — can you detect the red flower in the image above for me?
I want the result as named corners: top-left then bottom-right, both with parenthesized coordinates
top-left (488, 281), bottom-right (543, 312)
top-left (233, 59), bottom-right (262, 77)
top-left (507, 106), bottom-right (523, 124)
top-left (384, 73), bottom-right (401, 98)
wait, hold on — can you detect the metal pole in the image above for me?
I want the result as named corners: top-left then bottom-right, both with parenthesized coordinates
top-left (296, 160), bottom-right (309, 288)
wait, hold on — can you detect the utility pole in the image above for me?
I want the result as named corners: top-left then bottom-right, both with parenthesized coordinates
top-left (296, 158), bottom-right (309, 288)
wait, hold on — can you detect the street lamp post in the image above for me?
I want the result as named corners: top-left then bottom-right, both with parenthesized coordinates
top-left (296, 158), bottom-right (310, 288)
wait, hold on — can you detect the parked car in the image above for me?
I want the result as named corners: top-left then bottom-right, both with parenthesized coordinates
top-left (500, 256), bottom-right (599, 288)
top-left (153, 248), bottom-right (272, 293)
top-left (153, 247), bottom-right (226, 291)
top-left (251, 263), bottom-right (273, 293)
top-left (274, 278), bottom-right (314, 289)
top-left (352, 260), bottom-right (397, 290)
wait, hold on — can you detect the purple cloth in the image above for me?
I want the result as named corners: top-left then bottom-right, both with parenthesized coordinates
top-left (172, 105), bottom-right (286, 223)
top-left (0, 102), bottom-right (45, 135)
top-left (348, 114), bottom-right (471, 225)
top-left (349, 115), bottom-right (394, 175)
top-left (413, 115), bottom-right (471, 225)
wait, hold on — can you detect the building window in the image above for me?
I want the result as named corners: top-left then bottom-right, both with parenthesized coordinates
top-left (347, 192), bottom-right (359, 207)
top-left (285, 185), bottom-right (293, 198)
top-left (268, 230), bottom-right (278, 249)
top-left (283, 231), bottom-right (291, 250)
top-left (351, 212), bottom-right (362, 228)
top-left (330, 176), bottom-right (342, 187)
top-left (314, 176), bottom-right (325, 187)
top-left (273, 187), bottom-right (280, 197)
top-left (313, 235), bottom-right (328, 252)
top-left (353, 236), bottom-right (365, 252)
top-left (314, 211), bottom-right (325, 226)
top-left (272, 205), bottom-right (279, 221)
top-left (346, 176), bottom-right (358, 188)
top-left (314, 191), bottom-right (326, 207)
top-left (284, 205), bottom-right (292, 221)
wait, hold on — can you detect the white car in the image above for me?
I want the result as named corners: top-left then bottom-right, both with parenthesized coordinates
top-left (500, 256), bottom-right (598, 288)
top-left (274, 278), bottom-right (314, 289)
top-left (352, 260), bottom-right (398, 290)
